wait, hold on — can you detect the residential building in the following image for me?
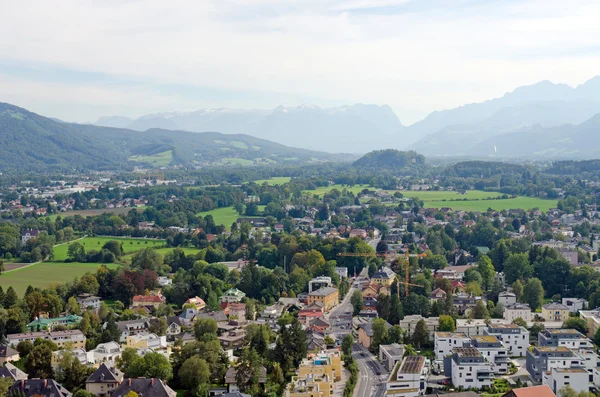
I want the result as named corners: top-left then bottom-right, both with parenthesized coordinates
top-left (306, 287), bottom-right (339, 312)
top-left (110, 378), bottom-right (176, 397)
top-left (470, 335), bottom-right (510, 375)
top-left (429, 288), bottom-right (447, 302)
top-left (385, 356), bottom-right (429, 397)
top-left (261, 303), bottom-right (285, 326)
top-left (498, 292), bottom-right (516, 307)
top-left (379, 343), bottom-right (405, 372)
top-left (8, 379), bottom-right (72, 397)
top-left (116, 319), bottom-right (149, 342)
top-left (178, 308), bottom-right (198, 327)
top-left (362, 282), bottom-right (389, 298)
top-left (77, 293), bottom-right (102, 312)
top-left (0, 363), bottom-right (27, 381)
top-left (52, 348), bottom-right (89, 370)
top-left (220, 288), bottom-right (246, 304)
top-left (126, 333), bottom-right (168, 351)
top-left (86, 363), bottom-right (124, 397)
top-left (0, 344), bottom-right (20, 363)
top-left (444, 348), bottom-right (494, 390)
top-left (543, 368), bottom-right (588, 395)
top-left (308, 277), bottom-right (332, 293)
top-left (562, 298), bottom-right (588, 314)
top-left (219, 329), bottom-right (246, 349)
top-left (131, 294), bottom-right (166, 309)
top-left (526, 346), bottom-right (582, 382)
top-left (453, 294), bottom-right (483, 316)
top-left (358, 322), bottom-right (374, 349)
top-left (27, 314), bottom-right (82, 331)
top-left (21, 229), bottom-right (40, 244)
top-left (538, 329), bottom-right (593, 350)
top-left (183, 296), bottom-right (206, 311)
top-left (504, 303), bottom-right (533, 323)
top-left (225, 365), bottom-right (267, 393)
top-left (298, 351), bottom-right (343, 382)
top-left (309, 318), bottom-right (330, 333)
top-left (228, 303), bottom-right (247, 324)
top-left (484, 324), bottom-right (529, 357)
top-left (456, 319), bottom-right (489, 337)
top-left (7, 330), bottom-right (86, 349)
top-left (87, 341), bottom-right (122, 365)
top-left (400, 315), bottom-right (440, 339)
top-left (165, 316), bottom-right (182, 336)
top-left (157, 276), bottom-right (172, 287)
top-left (371, 267), bottom-right (396, 287)
top-left (434, 332), bottom-right (471, 361)
top-left (335, 267), bottom-right (348, 279)
top-left (542, 303), bottom-right (569, 322)
top-left (501, 385), bottom-right (556, 397)
top-left (579, 308), bottom-right (600, 337)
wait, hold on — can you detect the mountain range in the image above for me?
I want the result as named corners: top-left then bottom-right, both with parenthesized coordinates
top-left (94, 76), bottom-right (600, 157)
top-left (95, 104), bottom-right (405, 153)
top-left (0, 103), bottom-right (349, 172)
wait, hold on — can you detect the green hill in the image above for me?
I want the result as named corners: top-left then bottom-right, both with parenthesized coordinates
top-left (0, 102), bottom-right (349, 172)
top-left (352, 149), bottom-right (425, 169)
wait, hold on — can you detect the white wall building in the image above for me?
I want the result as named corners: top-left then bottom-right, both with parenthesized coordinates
top-left (504, 303), bottom-right (533, 323)
top-left (498, 292), bottom-right (516, 307)
top-left (386, 356), bottom-right (428, 397)
top-left (543, 368), bottom-right (589, 395)
top-left (434, 332), bottom-right (471, 361)
top-left (484, 324), bottom-right (529, 358)
top-left (470, 335), bottom-right (510, 375)
top-left (562, 298), bottom-right (588, 314)
top-left (446, 348), bottom-right (494, 390)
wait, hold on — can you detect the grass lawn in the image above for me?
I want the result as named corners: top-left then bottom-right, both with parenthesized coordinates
top-left (129, 150), bottom-right (173, 167)
top-left (53, 237), bottom-right (165, 261)
top-left (45, 206), bottom-right (147, 221)
top-left (401, 190), bottom-right (503, 201)
top-left (197, 206), bottom-right (266, 229)
top-left (303, 184), bottom-right (378, 197)
top-left (252, 177), bottom-right (291, 185)
top-left (0, 262), bottom-right (121, 296)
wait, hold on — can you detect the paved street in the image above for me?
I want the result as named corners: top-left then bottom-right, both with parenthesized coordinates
top-left (353, 343), bottom-right (388, 397)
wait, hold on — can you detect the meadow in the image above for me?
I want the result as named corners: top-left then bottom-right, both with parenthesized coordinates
top-left (401, 190), bottom-right (502, 201)
top-left (303, 184), bottom-right (378, 197)
top-left (252, 177), bottom-right (292, 185)
top-left (52, 236), bottom-right (165, 261)
top-left (0, 262), bottom-right (121, 296)
top-left (45, 206), bottom-right (146, 221)
top-left (129, 150), bottom-right (173, 167)
top-left (422, 197), bottom-right (556, 212)
top-left (197, 205), bottom-right (266, 229)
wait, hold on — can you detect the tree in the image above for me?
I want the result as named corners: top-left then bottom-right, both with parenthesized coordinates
top-left (387, 325), bottom-right (403, 344)
top-left (25, 342), bottom-right (54, 379)
top-left (126, 352), bottom-right (173, 381)
top-left (411, 319), bottom-right (429, 348)
top-left (388, 294), bottom-right (403, 325)
top-left (195, 318), bottom-right (218, 342)
top-left (523, 278), bottom-right (544, 311)
top-left (371, 318), bottom-right (388, 352)
top-left (503, 253), bottom-right (533, 284)
top-left (472, 300), bottom-right (490, 319)
top-left (270, 363), bottom-right (284, 385)
top-left (594, 326), bottom-right (600, 347)
top-left (3, 286), bottom-right (17, 308)
top-left (512, 317), bottom-right (527, 327)
top-left (56, 351), bottom-right (95, 391)
top-left (178, 356), bottom-right (210, 390)
top-left (341, 334), bottom-right (354, 357)
top-left (236, 348), bottom-right (262, 395)
top-left (0, 378), bottom-right (13, 397)
top-left (0, 259), bottom-right (4, 275)
top-left (512, 280), bottom-right (524, 302)
top-left (65, 296), bottom-right (81, 314)
top-left (563, 317), bottom-right (588, 335)
top-left (131, 248), bottom-right (163, 272)
top-left (67, 242), bottom-right (86, 262)
top-left (16, 340), bottom-right (33, 357)
top-left (350, 290), bottom-right (364, 316)
top-left (558, 385), bottom-right (595, 397)
top-left (438, 315), bottom-right (455, 332)
top-left (477, 255), bottom-right (495, 291)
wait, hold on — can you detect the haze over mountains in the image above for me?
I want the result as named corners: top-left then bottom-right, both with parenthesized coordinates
top-left (95, 76), bottom-right (600, 158)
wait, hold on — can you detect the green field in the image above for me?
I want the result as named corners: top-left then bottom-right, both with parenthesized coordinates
top-left (252, 177), bottom-right (291, 185)
top-left (402, 190), bottom-right (503, 201)
top-left (219, 158), bottom-right (254, 166)
top-left (0, 262), bottom-right (121, 296)
top-left (45, 206), bottom-right (147, 222)
top-left (303, 184), bottom-right (378, 197)
top-left (197, 206), bottom-right (266, 228)
top-left (129, 150), bottom-right (173, 167)
top-left (423, 197), bottom-right (556, 212)
top-left (53, 237), bottom-right (165, 261)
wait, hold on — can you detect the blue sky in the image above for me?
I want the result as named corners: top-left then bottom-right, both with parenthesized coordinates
top-left (0, 0), bottom-right (599, 124)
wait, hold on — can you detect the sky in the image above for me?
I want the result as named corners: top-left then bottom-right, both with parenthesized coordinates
top-left (1, 0), bottom-right (600, 125)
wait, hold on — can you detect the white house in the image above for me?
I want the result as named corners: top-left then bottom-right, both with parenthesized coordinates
top-left (87, 341), bottom-right (122, 364)
top-left (543, 367), bottom-right (588, 395)
top-left (504, 303), bottom-right (533, 323)
top-left (447, 348), bottom-right (494, 390)
top-left (498, 292), bottom-right (516, 307)
top-left (562, 298), bottom-right (588, 314)
top-left (434, 332), bottom-right (470, 361)
top-left (379, 343), bottom-right (405, 372)
top-left (484, 324), bottom-right (529, 358)
top-left (470, 335), bottom-right (510, 375)
top-left (386, 356), bottom-right (428, 397)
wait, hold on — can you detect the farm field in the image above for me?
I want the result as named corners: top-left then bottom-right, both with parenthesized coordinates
top-left (401, 190), bottom-right (503, 201)
top-left (53, 237), bottom-right (165, 261)
top-left (423, 197), bottom-right (557, 212)
top-left (129, 150), bottom-right (173, 167)
top-left (219, 157), bottom-right (254, 166)
top-left (197, 206), bottom-right (265, 229)
top-left (252, 177), bottom-right (291, 185)
top-left (0, 262), bottom-right (120, 296)
top-left (46, 206), bottom-right (147, 221)
top-left (303, 184), bottom-right (378, 197)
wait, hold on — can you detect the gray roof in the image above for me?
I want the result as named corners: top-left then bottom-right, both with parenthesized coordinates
top-left (86, 363), bottom-right (123, 383)
top-left (308, 287), bottom-right (338, 297)
top-left (8, 379), bottom-right (72, 397)
top-left (0, 345), bottom-right (18, 358)
top-left (372, 267), bottom-right (396, 279)
top-left (0, 363), bottom-right (27, 381)
top-left (543, 302), bottom-right (569, 310)
top-left (111, 378), bottom-right (176, 397)
top-left (225, 366), bottom-right (267, 384)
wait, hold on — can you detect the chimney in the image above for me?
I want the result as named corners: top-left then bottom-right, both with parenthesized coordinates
top-left (151, 379), bottom-right (155, 386)
top-left (128, 379), bottom-right (132, 386)
top-left (44, 380), bottom-right (47, 388)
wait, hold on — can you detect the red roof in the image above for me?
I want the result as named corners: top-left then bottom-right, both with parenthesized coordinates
top-left (132, 295), bottom-right (165, 303)
top-left (298, 311), bottom-right (323, 318)
top-left (509, 385), bottom-right (556, 397)
top-left (228, 303), bottom-right (246, 311)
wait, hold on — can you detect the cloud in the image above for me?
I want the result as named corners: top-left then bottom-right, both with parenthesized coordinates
top-left (0, 0), bottom-right (599, 124)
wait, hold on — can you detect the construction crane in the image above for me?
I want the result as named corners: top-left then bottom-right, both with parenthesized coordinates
top-left (337, 250), bottom-right (426, 296)
top-left (139, 170), bottom-right (165, 185)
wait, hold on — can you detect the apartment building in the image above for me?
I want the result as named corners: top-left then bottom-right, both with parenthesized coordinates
top-left (444, 348), bottom-right (494, 390)
top-left (503, 303), bottom-right (533, 323)
top-left (484, 324), bottom-right (529, 358)
top-left (543, 367), bottom-right (589, 395)
top-left (379, 343), bottom-right (405, 372)
top-left (542, 303), bottom-right (570, 322)
top-left (579, 308), bottom-right (600, 337)
top-left (470, 335), bottom-right (509, 375)
top-left (7, 330), bottom-right (86, 349)
top-left (538, 329), bottom-right (593, 350)
top-left (526, 346), bottom-right (582, 382)
top-left (434, 332), bottom-right (470, 361)
top-left (386, 356), bottom-right (429, 397)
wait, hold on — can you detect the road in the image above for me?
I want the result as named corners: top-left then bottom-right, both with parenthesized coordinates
top-left (327, 269), bottom-right (368, 338)
top-left (353, 343), bottom-right (388, 397)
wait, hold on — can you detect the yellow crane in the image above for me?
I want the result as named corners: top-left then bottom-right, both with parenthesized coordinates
top-left (337, 249), bottom-right (426, 296)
